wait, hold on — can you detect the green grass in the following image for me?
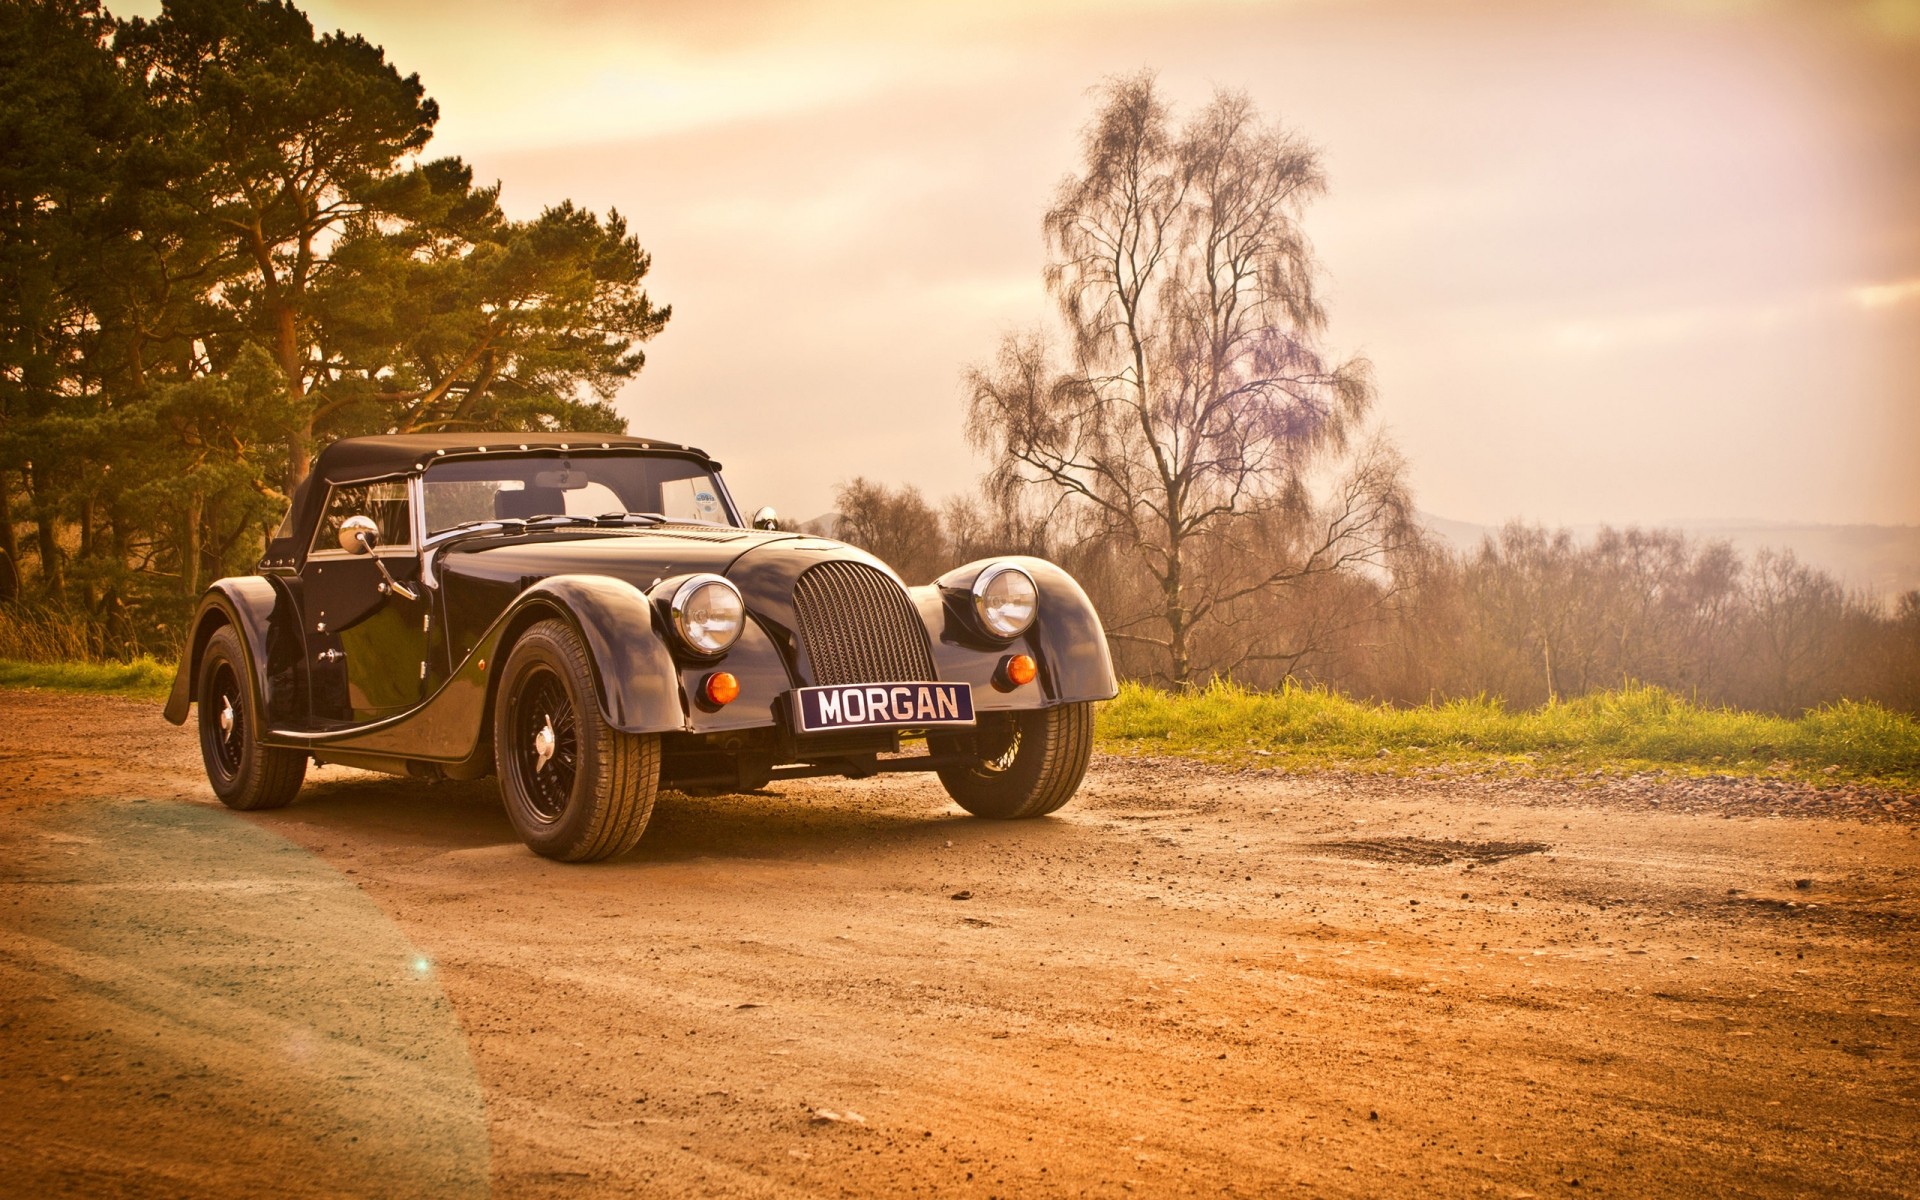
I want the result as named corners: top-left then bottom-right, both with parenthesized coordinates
top-left (0, 657), bottom-right (176, 700)
top-left (4, 659), bottom-right (1914, 789)
top-left (1096, 680), bottom-right (1920, 790)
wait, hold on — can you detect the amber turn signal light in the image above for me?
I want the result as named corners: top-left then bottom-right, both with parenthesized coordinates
top-left (1002, 653), bottom-right (1038, 688)
top-left (702, 671), bottom-right (740, 706)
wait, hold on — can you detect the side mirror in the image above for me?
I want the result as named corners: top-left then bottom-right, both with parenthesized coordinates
top-left (339, 515), bottom-right (378, 554)
top-left (751, 506), bottom-right (779, 531)
top-left (334, 514), bottom-right (420, 601)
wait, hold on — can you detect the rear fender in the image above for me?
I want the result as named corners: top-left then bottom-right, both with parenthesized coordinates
top-left (162, 579), bottom-right (283, 727)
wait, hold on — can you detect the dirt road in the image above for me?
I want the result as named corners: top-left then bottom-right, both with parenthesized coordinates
top-left (2, 689), bottom-right (1915, 1199)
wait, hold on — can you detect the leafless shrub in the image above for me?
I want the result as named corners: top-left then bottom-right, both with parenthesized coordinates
top-left (830, 478), bottom-right (951, 585)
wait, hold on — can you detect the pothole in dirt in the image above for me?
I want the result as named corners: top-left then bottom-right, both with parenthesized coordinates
top-left (1313, 837), bottom-right (1550, 866)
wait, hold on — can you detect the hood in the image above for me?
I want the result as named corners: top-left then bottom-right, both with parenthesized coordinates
top-left (436, 526), bottom-right (906, 628)
top-left (438, 526), bottom-right (781, 586)
top-left (431, 525), bottom-right (936, 695)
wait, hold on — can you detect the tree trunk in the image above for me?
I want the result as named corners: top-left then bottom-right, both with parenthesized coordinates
top-left (101, 504), bottom-right (129, 626)
top-left (184, 491), bottom-right (204, 598)
top-left (79, 492), bottom-right (96, 612)
top-left (252, 221), bottom-right (312, 495)
top-left (35, 515), bottom-right (62, 598)
top-left (286, 425), bottom-right (313, 495)
top-left (0, 471), bottom-right (19, 603)
top-left (27, 463), bottom-right (62, 597)
top-left (283, 295), bottom-right (310, 488)
top-left (1164, 537), bottom-right (1190, 687)
top-left (199, 497), bottom-right (222, 587)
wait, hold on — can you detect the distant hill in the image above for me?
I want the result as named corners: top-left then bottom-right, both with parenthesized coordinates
top-left (1420, 513), bottom-right (1920, 602)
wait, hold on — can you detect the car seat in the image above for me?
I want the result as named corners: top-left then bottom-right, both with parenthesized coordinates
top-left (494, 485), bottom-right (568, 520)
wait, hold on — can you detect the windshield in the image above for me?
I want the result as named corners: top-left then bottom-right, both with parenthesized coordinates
top-left (421, 453), bottom-right (734, 535)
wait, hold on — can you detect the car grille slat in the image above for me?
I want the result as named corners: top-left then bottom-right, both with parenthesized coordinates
top-left (792, 561), bottom-right (937, 685)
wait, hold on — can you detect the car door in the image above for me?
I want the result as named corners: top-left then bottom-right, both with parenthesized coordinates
top-left (301, 477), bottom-right (433, 724)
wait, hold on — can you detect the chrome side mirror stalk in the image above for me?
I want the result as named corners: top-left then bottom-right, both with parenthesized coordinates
top-left (339, 514), bottom-right (420, 601)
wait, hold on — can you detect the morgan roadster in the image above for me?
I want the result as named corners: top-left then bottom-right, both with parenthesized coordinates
top-left (165, 434), bottom-right (1117, 861)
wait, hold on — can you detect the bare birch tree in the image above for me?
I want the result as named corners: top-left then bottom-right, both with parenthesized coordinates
top-left (966, 73), bottom-right (1409, 685)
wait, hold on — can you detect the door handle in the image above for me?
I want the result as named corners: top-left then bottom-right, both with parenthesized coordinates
top-left (371, 559), bottom-right (420, 602)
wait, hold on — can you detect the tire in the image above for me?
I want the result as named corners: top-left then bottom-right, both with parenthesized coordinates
top-left (934, 701), bottom-right (1094, 820)
top-left (493, 619), bottom-right (660, 862)
top-left (197, 625), bottom-right (307, 811)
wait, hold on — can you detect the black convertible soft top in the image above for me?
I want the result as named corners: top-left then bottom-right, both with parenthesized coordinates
top-left (263, 433), bottom-right (715, 569)
top-left (314, 433), bottom-right (711, 485)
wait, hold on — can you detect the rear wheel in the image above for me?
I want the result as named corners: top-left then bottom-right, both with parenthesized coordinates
top-left (933, 702), bottom-right (1094, 819)
top-left (197, 625), bottom-right (307, 811)
top-left (494, 619), bottom-right (659, 862)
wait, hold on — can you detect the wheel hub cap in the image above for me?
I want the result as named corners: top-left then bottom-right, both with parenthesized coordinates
top-left (532, 717), bottom-right (557, 772)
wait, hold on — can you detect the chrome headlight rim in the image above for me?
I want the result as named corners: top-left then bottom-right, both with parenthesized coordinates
top-left (669, 573), bottom-right (745, 657)
top-left (970, 563), bottom-right (1038, 641)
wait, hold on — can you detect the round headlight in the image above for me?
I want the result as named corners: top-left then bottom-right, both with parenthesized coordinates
top-left (670, 575), bottom-right (744, 656)
top-left (971, 564), bottom-right (1038, 640)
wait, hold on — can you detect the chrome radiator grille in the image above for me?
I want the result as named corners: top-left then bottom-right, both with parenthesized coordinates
top-left (792, 561), bottom-right (937, 685)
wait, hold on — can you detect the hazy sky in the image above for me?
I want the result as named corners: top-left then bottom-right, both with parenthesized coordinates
top-left (131, 0), bottom-right (1920, 526)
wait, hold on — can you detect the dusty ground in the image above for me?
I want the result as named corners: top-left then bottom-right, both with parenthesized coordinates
top-left (1, 688), bottom-right (1916, 1199)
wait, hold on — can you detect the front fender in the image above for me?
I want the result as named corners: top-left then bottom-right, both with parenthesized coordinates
top-left (930, 556), bottom-right (1118, 705)
top-left (522, 574), bottom-right (683, 733)
top-left (162, 578), bottom-right (283, 727)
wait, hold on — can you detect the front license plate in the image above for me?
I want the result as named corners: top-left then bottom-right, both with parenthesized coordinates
top-left (792, 682), bottom-right (975, 733)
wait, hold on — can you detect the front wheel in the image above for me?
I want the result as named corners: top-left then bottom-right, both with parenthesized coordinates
top-left (197, 625), bottom-right (307, 811)
top-left (933, 702), bottom-right (1094, 819)
top-left (494, 619), bottom-right (660, 862)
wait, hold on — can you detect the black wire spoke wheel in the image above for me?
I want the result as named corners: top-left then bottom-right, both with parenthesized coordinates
top-left (493, 619), bottom-right (660, 862)
top-left (196, 625), bottom-right (306, 811)
top-left (934, 702), bottom-right (1093, 820)
top-left (205, 660), bottom-right (245, 778)
top-left (978, 724), bottom-right (1022, 774)
top-left (511, 667), bottom-right (579, 822)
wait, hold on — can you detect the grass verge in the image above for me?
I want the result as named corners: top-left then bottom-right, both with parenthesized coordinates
top-left (1096, 680), bottom-right (1920, 790)
top-left (0, 657), bottom-right (175, 700)
top-left (4, 663), bottom-right (1913, 789)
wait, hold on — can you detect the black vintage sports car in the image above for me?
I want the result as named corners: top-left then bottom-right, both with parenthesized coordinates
top-left (165, 434), bottom-right (1117, 860)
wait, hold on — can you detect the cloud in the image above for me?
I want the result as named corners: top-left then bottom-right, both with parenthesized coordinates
top-left (1850, 278), bottom-right (1920, 309)
top-left (1545, 280), bottom-right (1920, 354)
top-left (1547, 299), bottom-right (1798, 353)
